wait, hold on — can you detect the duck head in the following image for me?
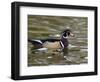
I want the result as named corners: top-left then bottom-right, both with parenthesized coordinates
top-left (60, 29), bottom-right (74, 48)
top-left (62, 29), bottom-right (74, 39)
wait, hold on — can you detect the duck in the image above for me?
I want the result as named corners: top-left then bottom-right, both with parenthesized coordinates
top-left (28, 29), bottom-right (74, 49)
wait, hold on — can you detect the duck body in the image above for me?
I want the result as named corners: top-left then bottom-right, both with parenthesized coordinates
top-left (28, 39), bottom-right (64, 49)
top-left (28, 29), bottom-right (73, 49)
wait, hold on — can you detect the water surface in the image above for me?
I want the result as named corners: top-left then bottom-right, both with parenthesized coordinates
top-left (28, 15), bottom-right (88, 66)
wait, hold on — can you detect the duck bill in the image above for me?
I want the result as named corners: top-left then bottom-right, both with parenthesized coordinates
top-left (70, 33), bottom-right (74, 37)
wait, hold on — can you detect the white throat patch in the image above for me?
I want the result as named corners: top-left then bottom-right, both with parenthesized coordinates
top-left (63, 36), bottom-right (68, 39)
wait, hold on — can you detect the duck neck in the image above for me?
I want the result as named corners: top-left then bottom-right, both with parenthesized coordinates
top-left (60, 36), bottom-right (68, 48)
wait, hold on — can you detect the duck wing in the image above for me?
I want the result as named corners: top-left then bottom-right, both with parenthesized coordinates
top-left (41, 38), bottom-right (60, 43)
top-left (28, 39), bottom-right (61, 49)
top-left (28, 38), bottom-right (60, 44)
top-left (28, 39), bottom-right (43, 45)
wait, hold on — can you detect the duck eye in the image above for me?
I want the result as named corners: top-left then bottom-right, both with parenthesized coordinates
top-left (67, 32), bottom-right (70, 36)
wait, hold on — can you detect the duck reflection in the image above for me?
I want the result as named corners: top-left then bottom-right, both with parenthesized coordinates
top-left (62, 48), bottom-right (69, 58)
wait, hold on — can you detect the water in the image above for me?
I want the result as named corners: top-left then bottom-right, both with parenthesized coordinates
top-left (28, 15), bottom-right (88, 66)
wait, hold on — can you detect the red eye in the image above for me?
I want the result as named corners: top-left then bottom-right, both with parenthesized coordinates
top-left (67, 32), bottom-right (70, 36)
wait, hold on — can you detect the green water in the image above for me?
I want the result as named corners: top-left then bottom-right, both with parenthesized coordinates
top-left (28, 15), bottom-right (88, 66)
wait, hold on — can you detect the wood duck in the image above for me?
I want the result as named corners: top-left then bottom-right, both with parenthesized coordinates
top-left (28, 29), bottom-right (74, 49)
